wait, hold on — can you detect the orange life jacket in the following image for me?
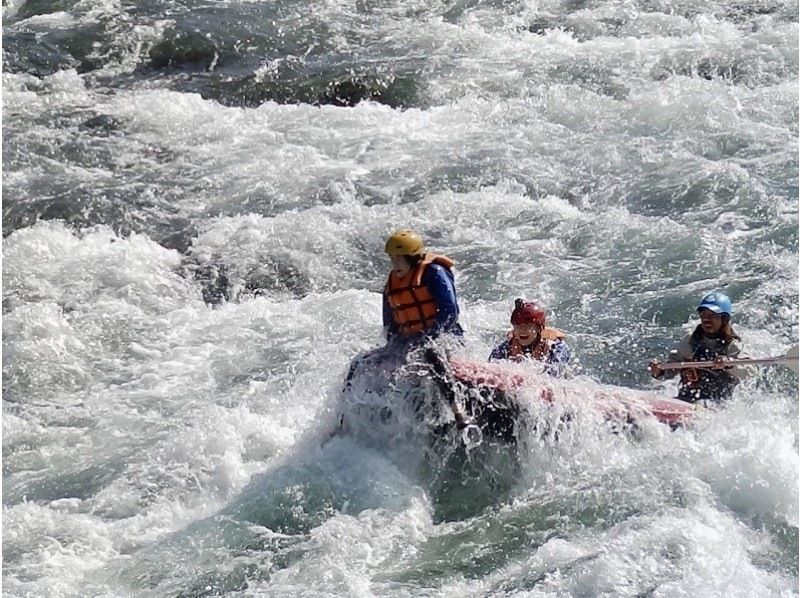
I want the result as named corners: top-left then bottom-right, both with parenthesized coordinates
top-left (507, 327), bottom-right (566, 361)
top-left (385, 253), bottom-right (454, 336)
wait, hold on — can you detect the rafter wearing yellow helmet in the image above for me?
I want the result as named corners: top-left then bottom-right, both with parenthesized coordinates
top-left (384, 230), bottom-right (425, 256)
top-left (381, 230), bottom-right (462, 341)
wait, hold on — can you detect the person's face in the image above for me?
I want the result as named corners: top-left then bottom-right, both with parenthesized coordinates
top-left (698, 308), bottom-right (724, 335)
top-left (390, 254), bottom-right (412, 277)
top-left (513, 322), bottom-right (541, 346)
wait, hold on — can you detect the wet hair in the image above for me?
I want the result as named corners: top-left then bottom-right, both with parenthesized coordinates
top-left (407, 254), bottom-right (423, 267)
top-left (514, 298), bottom-right (524, 311)
top-left (718, 315), bottom-right (740, 343)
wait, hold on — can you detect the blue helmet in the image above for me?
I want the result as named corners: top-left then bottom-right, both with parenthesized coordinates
top-left (697, 292), bottom-right (732, 316)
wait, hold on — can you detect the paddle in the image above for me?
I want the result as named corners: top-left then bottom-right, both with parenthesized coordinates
top-left (423, 346), bottom-right (483, 448)
top-left (656, 345), bottom-right (799, 373)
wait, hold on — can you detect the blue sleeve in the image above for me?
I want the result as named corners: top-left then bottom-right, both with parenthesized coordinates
top-left (544, 340), bottom-right (570, 377)
top-left (422, 264), bottom-right (459, 332)
top-left (489, 341), bottom-right (509, 362)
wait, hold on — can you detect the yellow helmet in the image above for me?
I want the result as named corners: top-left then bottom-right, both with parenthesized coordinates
top-left (384, 230), bottom-right (425, 256)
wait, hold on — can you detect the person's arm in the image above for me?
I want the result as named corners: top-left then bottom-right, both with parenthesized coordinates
top-left (489, 342), bottom-right (509, 362)
top-left (545, 339), bottom-right (570, 377)
top-left (718, 340), bottom-right (754, 381)
top-left (382, 290), bottom-right (398, 340)
top-left (650, 335), bottom-right (693, 380)
top-left (423, 264), bottom-right (459, 332)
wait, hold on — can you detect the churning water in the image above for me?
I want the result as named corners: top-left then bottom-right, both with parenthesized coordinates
top-left (3, 0), bottom-right (798, 596)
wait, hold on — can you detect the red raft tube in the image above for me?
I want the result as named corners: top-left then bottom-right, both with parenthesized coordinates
top-left (447, 357), bottom-right (698, 428)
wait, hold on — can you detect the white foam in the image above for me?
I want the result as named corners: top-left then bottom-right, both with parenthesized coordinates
top-left (3, 1), bottom-right (797, 594)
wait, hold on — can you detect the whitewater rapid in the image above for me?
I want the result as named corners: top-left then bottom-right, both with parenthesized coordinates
top-left (3, 0), bottom-right (798, 596)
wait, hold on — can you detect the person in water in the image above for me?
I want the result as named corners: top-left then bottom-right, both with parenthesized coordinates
top-left (382, 229), bottom-right (463, 344)
top-left (648, 291), bottom-right (751, 404)
top-left (489, 298), bottom-right (570, 377)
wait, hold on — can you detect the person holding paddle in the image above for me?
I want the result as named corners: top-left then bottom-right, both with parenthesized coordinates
top-left (648, 291), bottom-right (752, 404)
top-left (489, 299), bottom-right (571, 377)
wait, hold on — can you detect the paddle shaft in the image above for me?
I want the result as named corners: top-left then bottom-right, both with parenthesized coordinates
top-left (424, 347), bottom-right (473, 429)
top-left (658, 355), bottom-right (797, 371)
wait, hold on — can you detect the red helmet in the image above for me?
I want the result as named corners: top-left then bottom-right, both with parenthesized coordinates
top-left (510, 299), bottom-right (546, 327)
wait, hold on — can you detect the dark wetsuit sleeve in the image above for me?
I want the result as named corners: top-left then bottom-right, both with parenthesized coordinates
top-left (382, 289), bottom-right (398, 339)
top-left (422, 264), bottom-right (459, 332)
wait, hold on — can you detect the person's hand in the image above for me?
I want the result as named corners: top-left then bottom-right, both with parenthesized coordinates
top-left (648, 359), bottom-right (664, 378)
top-left (710, 355), bottom-right (729, 370)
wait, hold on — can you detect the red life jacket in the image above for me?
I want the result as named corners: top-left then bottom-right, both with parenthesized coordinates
top-left (507, 327), bottom-right (566, 361)
top-left (385, 253), bottom-right (454, 336)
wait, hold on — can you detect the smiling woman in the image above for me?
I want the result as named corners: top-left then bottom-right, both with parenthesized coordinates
top-left (489, 298), bottom-right (571, 378)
